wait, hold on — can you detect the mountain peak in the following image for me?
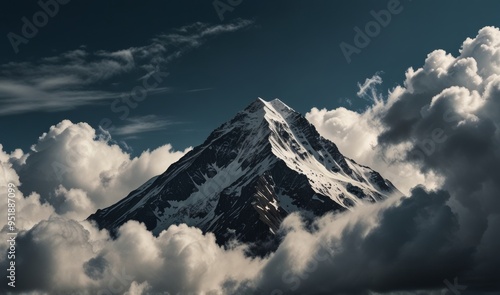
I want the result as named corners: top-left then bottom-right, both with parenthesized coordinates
top-left (245, 98), bottom-right (296, 120)
top-left (255, 97), bottom-right (293, 110)
top-left (265, 98), bottom-right (295, 116)
top-left (89, 98), bottom-right (400, 254)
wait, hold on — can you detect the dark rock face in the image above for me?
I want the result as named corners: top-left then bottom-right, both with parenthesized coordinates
top-left (88, 98), bottom-right (400, 253)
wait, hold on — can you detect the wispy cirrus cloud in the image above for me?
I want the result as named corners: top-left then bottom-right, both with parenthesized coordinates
top-left (0, 19), bottom-right (254, 116)
top-left (185, 87), bottom-right (214, 93)
top-left (146, 18), bottom-right (254, 68)
top-left (356, 72), bottom-right (383, 101)
top-left (111, 115), bottom-right (179, 136)
top-left (0, 48), bottom-right (136, 116)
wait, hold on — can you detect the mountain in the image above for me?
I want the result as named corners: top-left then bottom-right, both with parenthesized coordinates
top-left (88, 98), bottom-right (400, 252)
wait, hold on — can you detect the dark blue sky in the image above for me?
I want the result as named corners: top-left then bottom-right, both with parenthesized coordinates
top-left (1, 0), bottom-right (500, 154)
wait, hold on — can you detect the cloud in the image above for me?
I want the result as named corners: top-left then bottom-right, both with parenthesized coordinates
top-left (357, 73), bottom-right (383, 100)
top-left (140, 18), bottom-right (253, 69)
top-left (306, 100), bottom-right (441, 194)
top-left (305, 26), bottom-right (500, 293)
top-left (185, 87), bottom-right (214, 93)
top-left (0, 217), bottom-right (264, 295)
top-left (0, 190), bottom-right (474, 295)
top-left (4, 217), bottom-right (97, 293)
top-left (0, 145), bottom-right (55, 231)
top-left (0, 47), bottom-right (135, 115)
top-left (127, 281), bottom-right (151, 295)
top-left (159, 19), bottom-right (253, 47)
top-left (232, 188), bottom-right (471, 294)
top-left (111, 115), bottom-right (178, 136)
top-left (14, 120), bottom-right (191, 220)
top-left (373, 27), bottom-right (500, 289)
top-left (0, 19), bottom-right (253, 116)
top-left (101, 221), bottom-right (262, 294)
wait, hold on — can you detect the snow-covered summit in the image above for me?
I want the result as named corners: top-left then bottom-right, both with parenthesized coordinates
top-left (89, 98), bottom-right (400, 253)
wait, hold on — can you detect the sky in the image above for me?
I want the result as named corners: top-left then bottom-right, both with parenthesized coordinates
top-left (1, 0), bottom-right (500, 154)
top-left (2, 1), bottom-right (500, 294)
